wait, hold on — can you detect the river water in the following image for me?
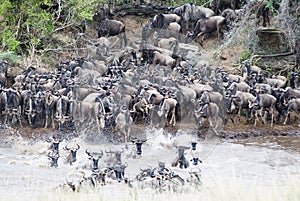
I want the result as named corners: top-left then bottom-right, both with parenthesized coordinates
top-left (0, 126), bottom-right (299, 201)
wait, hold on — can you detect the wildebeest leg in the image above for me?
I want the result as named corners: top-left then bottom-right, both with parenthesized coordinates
top-left (52, 117), bottom-right (55, 129)
top-left (217, 24), bottom-right (221, 41)
top-left (123, 32), bottom-right (127, 47)
top-left (118, 34), bottom-right (123, 48)
top-left (59, 122), bottom-right (64, 131)
top-left (169, 108), bottom-right (176, 126)
top-left (283, 111), bottom-right (290, 125)
top-left (262, 109), bottom-right (267, 125)
top-left (45, 114), bottom-right (49, 128)
top-left (210, 116), bottom-right (219, 130)
top-left (172, 157), bottom-right (179, 167)
top-left (97, 115), bottom-right (105, 130)
top-left (270, 107), bottom-right (274, 127)
top-left (199, 32), bottom-right (206, 46)
top-left (254, 110), bottom-right (259, 127)
top-left (238, 107), bottom-right (242, 122)
top-left (17, 107), bottom-right (22, 127)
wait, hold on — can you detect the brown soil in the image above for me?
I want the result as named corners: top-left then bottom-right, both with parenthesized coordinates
top-left (4, 119), bottom-right (299, 141)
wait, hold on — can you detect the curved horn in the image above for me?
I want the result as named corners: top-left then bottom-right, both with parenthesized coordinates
top-left (76, 144), bottom-right (80, 150)
top-left (85, 149), bottom-right (91, 156)
top-left (105, 149), bottom-right (113, 154)
top-left (98, 149), bottom-right (104, 158)
top-left (183, 146), bottom-right (190, 150)
top-left (64, 144), bottom-right (70, 151)
top-left (130, 136), bottom-right (137, 143)
top-left (47, 152), bottom-right (53, 158)
top-left (46, 137), bottom-right (52, 143)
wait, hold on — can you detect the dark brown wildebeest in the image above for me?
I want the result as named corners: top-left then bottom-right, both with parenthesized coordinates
top-left (98, 19), bottom-right (127, 47)
top-left (188, 16), bottom-right (226, 45)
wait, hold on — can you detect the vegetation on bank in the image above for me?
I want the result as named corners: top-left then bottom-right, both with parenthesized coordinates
top-left (0, 0), bottom-right (209, 56)
top-left (0, 0), bottom-right (295, 69)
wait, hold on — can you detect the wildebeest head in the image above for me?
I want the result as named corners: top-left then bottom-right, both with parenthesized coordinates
top-left (65, 143), bottom-right (80, 164)
top-left (173, 3), bottom-right (188, 17)
top-left (150, 13), bottom-right (164, 29)
top-left (198, 103), bottom-right (209, 118)
top-left (86, 149), bottom-right (104, 171)
top-left (190, 157), bottom-right (202, 166)
top-left (6, 88), bottom-right (19, 110)
top-left (35, 91), bottom-right (45, 113)
top-left (48, 151), bottom-right (60, 168)
top-left (113, 162), bottom-right (128, 181)
top-left (130, 137), bottom-right (147, 155)
top-left (105, 148), bottom-right (124, 165)
top-left (177, 145), bottom-right (189, 160)
top-left (191, 142), bottom-right (197, 150)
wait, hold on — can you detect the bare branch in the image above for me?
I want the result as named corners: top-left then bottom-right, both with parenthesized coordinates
top-left (37, 47), bottom-right (87, 53)
top-left (52, 23), bottom-right (74, 33)
top-left (53, 0), bottom-right (62, 24)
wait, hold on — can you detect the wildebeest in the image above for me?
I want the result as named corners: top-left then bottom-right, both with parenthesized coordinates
top-left (46, 134), bottom-right (63, 153)
top-left (48, 151), bottom-right (60, 168)
top-left (64, 143), bottom-right (80, 165)
top-left (150, 13), bottom-right (181, 29)
top-left (227, 81), bottom-right (251, 93)
top-left (175, 84), bottom-right (197, 120)
top-left (264, 76), bottom-right (287, 89)
top-left (172, 145), bottom-right (190, 169)
top-left (2, 88), bottom-right (22, 126)
top-left (0, 72), bottom-right (6, 88)
top-left (152, 51), bottom-right (176, 68)
top-left (115, 108), bottom-right (133, 144)
top-left (173, 3), bottom-right (214, 34)
top-left (210, 0), bottom-right (236, 14)
top-left (85, 149), bottom-right (104, 171)
top-left (188, 16), bottom-right (226, 44)
top-left (110, 162), bottom-right (128, 182)
top-left (283, 98), bottom-right (300, 125)
top-left (241, 60), bottom-right (262, 76)
top-left (105, 148), bottom-right (124, 166)
top-left (44, 90), bottom-right (58, 128)
top-left (131, 96), bottom-right (152, 123)
top-left (158, 97), bottom-right (178, 127)
top-left (54, 94), bottom-right (70, 131)
top-left (226, 91), bottom-right (256, 122)
top-left (280, 87), bottom-right (300, 105)
top-left (221, 8), bottom-right (237, 28)
top-left (0, 60), bottom-right (8, 78)
top-left (98, 19), bottom-right (127, 47)
top-left (248, 93), bottom-right (276, 127)
top-left (130, 137), bottom-right (147, 156)
top-left (159, 22), bottom-right (182, 39)
top-left (157, 37), bottom-right (179, 54)
top-left (194, 102), bottom-right (223, 130)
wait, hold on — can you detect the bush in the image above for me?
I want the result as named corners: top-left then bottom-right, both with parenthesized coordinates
top-left (239, 49), bottom-right (251, 63)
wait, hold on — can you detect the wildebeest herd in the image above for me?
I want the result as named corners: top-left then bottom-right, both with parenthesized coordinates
top-left (0, 0), bottom-right (299, 192)
top-left (46, 133), bottom-right (202, 192)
